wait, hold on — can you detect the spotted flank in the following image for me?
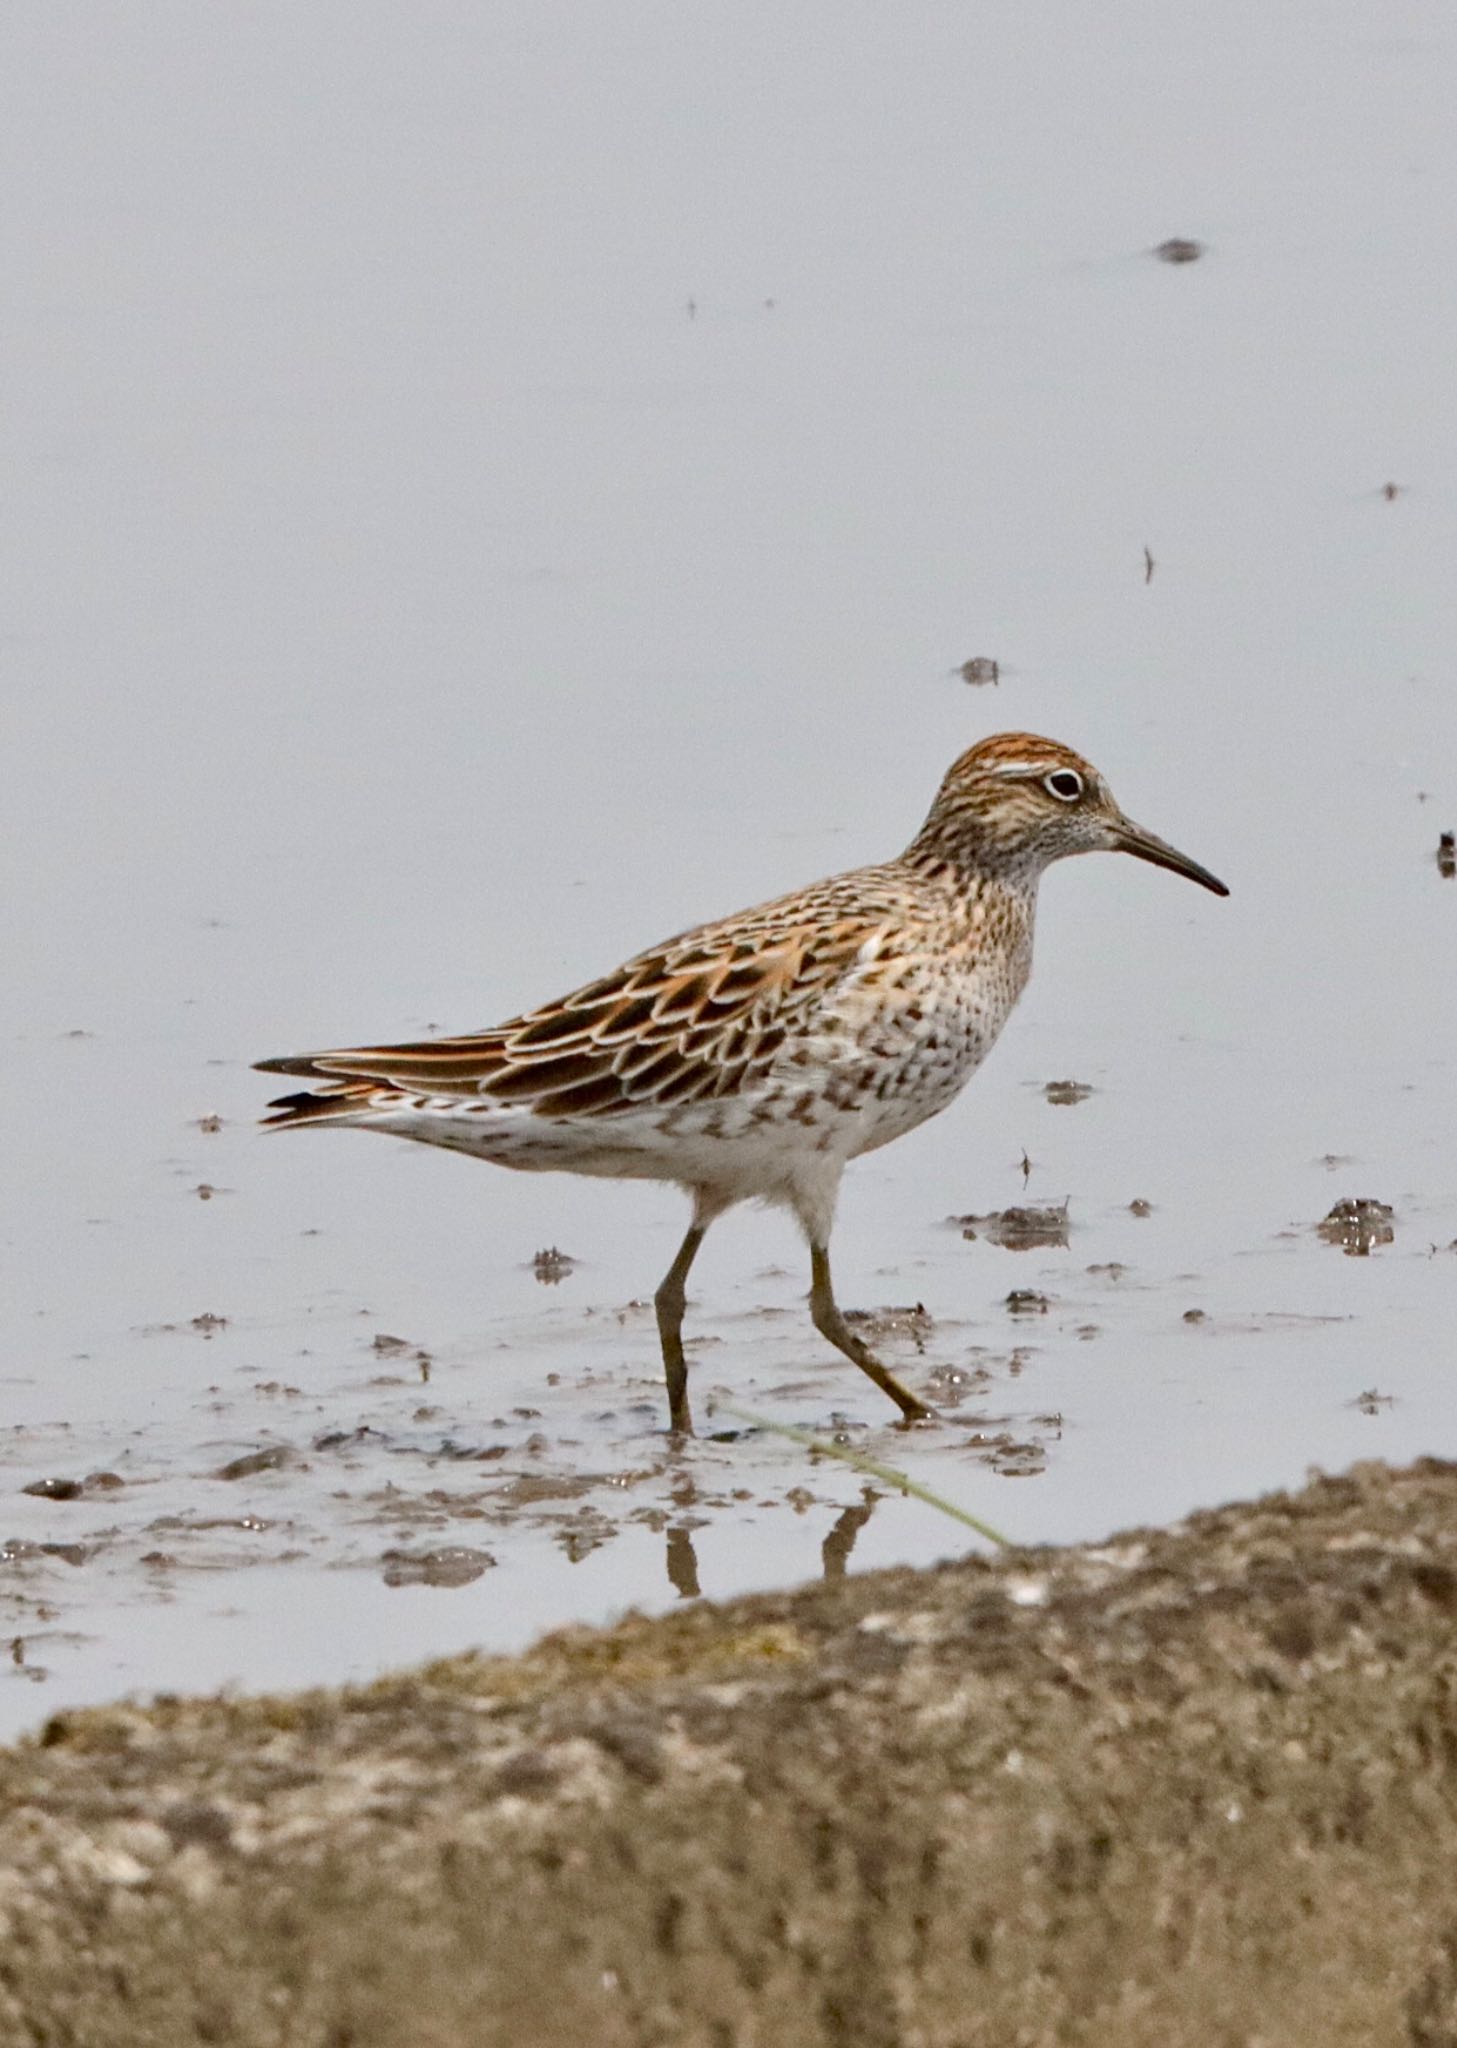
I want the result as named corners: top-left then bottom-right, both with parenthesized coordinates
top-left (258, 731), bottom-right (1227, 1431)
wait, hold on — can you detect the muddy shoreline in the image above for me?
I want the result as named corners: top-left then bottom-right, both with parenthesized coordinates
top-left (3, 1457), bottom-right (1455, 2045)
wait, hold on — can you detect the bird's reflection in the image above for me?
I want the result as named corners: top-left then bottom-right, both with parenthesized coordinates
top-left (666, 1468), bottom-right (704, 1599)
top-left (662, 1484), bottom-right (881, 1598)
top-left (666, 1524), bottom-right (702, 1599)
top-left (821, 1487), bottom-right (879, 1579)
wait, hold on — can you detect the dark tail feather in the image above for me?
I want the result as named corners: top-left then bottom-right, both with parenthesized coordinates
top-left (260, 1079), bottom-right (384, 1128)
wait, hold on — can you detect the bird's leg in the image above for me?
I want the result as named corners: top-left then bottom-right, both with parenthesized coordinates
top-left (808, 1242), bottom-right (933, 1422)
top-left (655, 1221), bottom-right (708, 1435)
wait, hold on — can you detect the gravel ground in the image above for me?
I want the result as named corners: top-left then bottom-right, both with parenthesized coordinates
top-left (3, 1457), bottom-right (1456, 2047)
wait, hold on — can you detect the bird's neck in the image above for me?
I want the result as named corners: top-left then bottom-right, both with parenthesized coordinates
top-left (898, 843), bottom-right (1041, 991)
top-left (902, 815), bottom-right (1047, 902)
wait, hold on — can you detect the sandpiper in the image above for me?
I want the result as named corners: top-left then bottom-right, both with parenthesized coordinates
top-left (258, 733), bottom-right (1226, 1431)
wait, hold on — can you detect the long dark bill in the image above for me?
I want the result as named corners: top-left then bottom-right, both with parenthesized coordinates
top-left (1113, 820), bottom-right (1229, 897)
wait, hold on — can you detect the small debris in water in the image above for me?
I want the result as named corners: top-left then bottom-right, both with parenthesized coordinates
top-left (1128, 1199), bottom-right (1153, 1218)
top-left (953, 1204), bottom-right (1069, 1251)
top-left (1381, 481), bottom-right (1401, 501)
top-left (213, 1446), bottom-right (291, 1482)
top-left (430, 1437), bottom-right (509, 1462)
top-left (532, 1246), bottom-right (578, 1284)
top-left (555, 1509), bottom-right (617, 1563)
top-left (1438, 832), bottom-right (1455, 879)
top-left (372, 1331), bottom-right (433, 1375)
top-left (21, 1477), bottom-right (82, 1502)
top-left (1351, 1388), bottom-right (1396, 1415)
top-left (1143, 545), bottom-right (1155, 585)
top-left (1043, 1080), bottom-right (1094, 1107)
top-left (925, 1363), bottom-right (993, 1399)
top-left (1004, 1290), bottom-right (1050, 1317)
top-left (18, 1471), bottom-right (122, 1504)
top-left (992, 1443), bottom-right (1047, 1478)
top-left (958, 657), bottom-right (1000, 687)
top-left (1153, 237), bottom-right (1203, 264)
top-left (312, 1426), bottom-right (386, 1453)
top-left (1182, 1309), bottom-right (1206, 1324)
top-left (1317, 1199), bottom-right (1394, 1257)
top-left (190, 1313), bottom-right (228, 1337)
top-left (843, 1304), bottom-right (933, 1346)
top-left (196, 1114), bottom-right (223, 1134)
top-left (380, 1546), bottom-right (496, 1588)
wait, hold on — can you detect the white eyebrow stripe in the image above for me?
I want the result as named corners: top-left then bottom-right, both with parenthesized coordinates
top-left (986, 759), bottom-right (1046, 778)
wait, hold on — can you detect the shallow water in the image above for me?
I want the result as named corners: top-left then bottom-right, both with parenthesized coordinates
top-left (2, 1), bottom-right (1455, 1735)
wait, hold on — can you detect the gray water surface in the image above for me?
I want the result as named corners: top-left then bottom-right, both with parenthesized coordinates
top-left (1, 1), bottom-right (1454, 1735)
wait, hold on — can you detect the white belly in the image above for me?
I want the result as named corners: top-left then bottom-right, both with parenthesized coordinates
top-left (342, 925), bottom-right (1031, 1200)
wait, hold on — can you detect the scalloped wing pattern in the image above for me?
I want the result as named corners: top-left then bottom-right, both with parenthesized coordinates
top-left (259, 881), bottom-right (895, 1127)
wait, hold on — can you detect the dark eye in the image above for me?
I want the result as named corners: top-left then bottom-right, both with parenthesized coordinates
top-left (1043, 769), bottom-right (1084, 802)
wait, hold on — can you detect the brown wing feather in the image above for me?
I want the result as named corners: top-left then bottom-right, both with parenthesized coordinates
top-left (259, 1079), bottom-right (383, 1127)
top-left (257, 898), bottom-right (884, 1122)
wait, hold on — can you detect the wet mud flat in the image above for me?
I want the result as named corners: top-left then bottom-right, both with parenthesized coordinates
top-left (0, 1286), bottom-right (1065, 1728)
top-left (3, 1460), bottom-right (1456, 2047)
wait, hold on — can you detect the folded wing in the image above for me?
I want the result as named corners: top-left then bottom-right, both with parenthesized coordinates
top-left (257, 909), bottom-right (878, 1127)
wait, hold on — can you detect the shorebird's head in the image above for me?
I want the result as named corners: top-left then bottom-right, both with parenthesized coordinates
top-left (913, 732), bottom-right (1228, 896)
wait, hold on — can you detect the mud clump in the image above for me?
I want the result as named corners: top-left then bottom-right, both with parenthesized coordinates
top-left (954, 1203), bottom-right (1069, 1251)
top-left (2, 1461), bottom-right (1456, 2045)
top-left (213, 1447), bottom-right (292, 1482)
top-left (1438, 831), bottom-right (1455, 879)
top-left (1317, 1197), bottom-right (1395, 1256)
top-left (1351, 1388), bottom-right (1396, 1416)
top-left (1042, 1078), bottom-right (1094, 1106)
top-left (1152, 236), bottom-right (1204, 263)
top-left (380, 1546), bottom-right (496, 1588)
top-left (21, 1472), bottom-right (124, 1503)
top-left (842, 1303), bottom-right (932, 1346)
top-left (20, 1477), bottom-right (83, 1502)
